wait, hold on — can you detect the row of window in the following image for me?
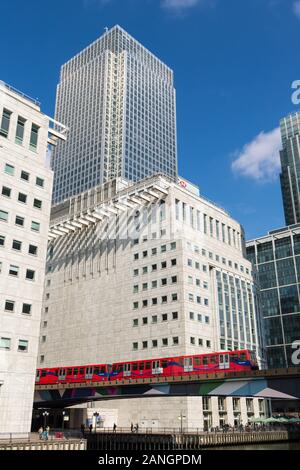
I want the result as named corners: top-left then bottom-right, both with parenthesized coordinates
top-left (133, 276), bottom-right (178, 292)
top-left (1, 264), bottom-right (36, 280)
top-left (2, 185), bottom-right (43, 209)
top-left (4, 162), bottom-right (45, 187)
top-left (0, 236), bottom-right (38, 255)
top-left (133, 241), bottom-right (176, 261)
top-left (133, 293), bottom-right (178, 309)
top-left (132, 337), bottom-right (179, 350)
top-left (0, 108), bottom-right (39, 151)
top-left (133, 258), bottom-right (177, 276)
top-left (0, 210), bottom-right (40, 232)
top-left (187, 276), bottom-right (209, 289)
top-left (133, 311), bottom-right (178, 326)
top-left (3, 300), bottom-right (32, 315)
top-left (0, 336), bottom-right (29, 352)
top-left (187, 242), bottom-right (250, 275)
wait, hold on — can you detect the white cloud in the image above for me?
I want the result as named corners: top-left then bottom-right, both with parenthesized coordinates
top-left (231, 127), bottom-right (281, 182)
top-left (161, 0), bottom-right (200, 10)
top-left (293, 1), bottom-right (300, 18)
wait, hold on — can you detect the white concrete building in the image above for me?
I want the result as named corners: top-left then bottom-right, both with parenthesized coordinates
top-left (38, 174), bottom-right (266, 428)
top-left (0, 81), bottom-right (67, 434)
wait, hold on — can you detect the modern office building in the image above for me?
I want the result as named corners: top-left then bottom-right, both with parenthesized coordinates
top-left (246, 225), bottom-right (300, 368)
top-left (0, 81), bottom-right (67, 434)
top-left (280, 112), bottom-right (300, 226)
top-left (52, 25), bottom-right (177, 204)
top-left (37, 174), bottom-right (266, 428)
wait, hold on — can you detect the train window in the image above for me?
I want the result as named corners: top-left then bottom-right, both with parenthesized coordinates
top-left (162, 360), bottom-right (168, 368)
top-left (133, 363), bottom-right (138, 371)
top-left (67, 369), bottom-right (73, 375)
top-left (139, 362), bottom-right (145, 371)
top-left (94, 367), bottom-right (99, 374)
top-left (73, 368), bottom-right (78, 375)
top-left (210, 356), bottom-right (217, 364)
top-left (231, 353), bottom-right (239, 361)
top-left (100, 366), bottom-right (105, 373)
top-left (79, 368), bottom-right (84, 374)
top-left (203, 356), bottom-right (208, 365)
top-left (54, 370), bottom-right (59, 376)
top-left (240, 353), bottom-right (246, 361)
top-left (41, 370), bottom-right (47, 377)
top-left (194, 357), bottom-right (201, 366)
top-left (177, 358), bottom-right (184, 366)
top-left (145, 362), bottom-right (151, 370)
top-left (117, 365), bottom-right (123, 372)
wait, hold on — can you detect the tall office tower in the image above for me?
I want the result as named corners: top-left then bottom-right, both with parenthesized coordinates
top-left (52, 25), bottom-right (178, 204)
top-left (0, 81), bottom-right (67, 434)
top-left (247, 226), bottom-right (300, 368)
top-left (280, 112), bottom-right (300, 225)
top-left (36, 175), bottom-right (266, 429)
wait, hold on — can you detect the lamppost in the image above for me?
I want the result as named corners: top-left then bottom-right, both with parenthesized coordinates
top-left (178, 411), bottom-right (186, 434)
top-left (62, 411), bottom-right (66, 433)
top-left (43, 411), bottom-right (49, 429)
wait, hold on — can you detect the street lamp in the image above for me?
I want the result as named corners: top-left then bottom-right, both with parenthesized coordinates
top-left (43, 411), bottom-right (49, 428)
top-left (62, 411), bottom-right (66, 433)
top-left (178, 411), bottom-right (186, 434)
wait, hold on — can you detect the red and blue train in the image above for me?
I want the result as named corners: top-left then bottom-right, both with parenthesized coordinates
top-left (36, 349), bottom-right (258, 385)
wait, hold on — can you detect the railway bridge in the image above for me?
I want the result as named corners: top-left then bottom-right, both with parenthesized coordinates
top-left (34, 367), bottom-right (300, 409)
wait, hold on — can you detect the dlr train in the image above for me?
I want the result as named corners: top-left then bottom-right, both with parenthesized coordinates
top-left (36, 349), bottom-right (258, 385)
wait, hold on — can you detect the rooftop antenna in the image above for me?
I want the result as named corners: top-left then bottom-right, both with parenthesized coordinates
top-left (104, 26), bottom-right (109, 33)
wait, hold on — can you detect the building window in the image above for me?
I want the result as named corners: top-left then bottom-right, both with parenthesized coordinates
top-left (18, 192), bottom-right (27, 204)
top-left (190, 337), bottom-right (195, 345)
top-left (18, 339), bottom-right (29, 352)
top-left (12, 240), bottom-right (22, 251)
top-left (0, 109), bottom-right (12, 137)
top-left (152, 315), bottom-right (158, 323)
top-left (133, 342), bottom-right (138, 350)
top-left (172, 311), bottom-right (178, 320)
top-left (22, 303), bottom-right (32, 315)
top-left (31, 221), bottom-right (40, 232)
top-left (152, 340), bottom-right (158, 348)
top-left (15, 215), bottom-right (24, 227)
top-left (9, 265), bottom-right (19, 277)
top-left (206, 340), bottom-right (211, 348)
top-left (2, 186), bottom-right (11, 197)
top-left (4, 163), bottom-right (14, 175)
top-left (26, 269), bottom-right (35, 281)
top-left (142, 317), bottom-right (148, 325)
top-left (29, 244), bottom-right (38, 256)
top-left (0, 337), bottom-right (11, 350)
top-left (33, 198), bottom-right (42, 209)
top-left (171, 258), bottom-right (177, 266)
top-left (162, 338), bottom-right (168, 347)
top-left (15, 116), bottom-right (26, 145)
top-left (161, 261), bottom-right (167, 269)
top-left (36, 177), bottom-right (44, 187)
top-left (0, 210), bottom-right (8, 222)
top-left (21, 170), bottom-right (29, 181)
top-left (171, 275), bottom-right (177, 284)
top-left (173, 337), bottom-right (179, 345)
top-left (5, 300), bottom-right (15, 311)
top-left (0, 235), bottom-right (5, 246)
top-left (29, 123), bottom-right (39, 151)
top-left (142, 341), bottom-right (148, 349)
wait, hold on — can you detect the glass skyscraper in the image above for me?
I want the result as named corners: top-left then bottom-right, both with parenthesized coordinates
top-left (246, 226), bottom-right (300, 368)
top-left (280, 112), bottom-right (300, 225)
top-left (52, 25), bottom-right (178, 204)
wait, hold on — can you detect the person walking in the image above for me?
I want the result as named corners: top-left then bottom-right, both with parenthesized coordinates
top-left (80, 424), bottom-right (85, 437)
top-left (45, 425), bottom-right (50, 440)
top-left (113, 423), bottom-right (117, 433)
top-left (38, 427), bottom-right (43, 440)
top-left (89, 423), bottom-right (93, 434)
top-left (135, 423), bottom-right (139, 433)
top-left (131, 423), bottom-right (134, 433)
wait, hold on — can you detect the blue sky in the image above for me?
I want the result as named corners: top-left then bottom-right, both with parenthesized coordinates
top-left (1, 0), bottom-right (300, 239)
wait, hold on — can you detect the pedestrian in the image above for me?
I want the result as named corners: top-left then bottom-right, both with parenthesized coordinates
top-left (89, 423), bottom-right (93, 434)
top-left (131, 423), bottom-right (134, 433)
top-left (38, 427), bottom-right (43, 440)
top-left (80, 423), bottom-right (85, 437)
top-left (45, 425), bottom-right (50, 440)
top-left (113, 423), bottom-right (117, 433)
top-left (135, 423), bottom-right (139, 433)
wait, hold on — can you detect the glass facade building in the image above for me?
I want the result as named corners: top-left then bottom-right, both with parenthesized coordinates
top-left (280, 112), bottom-right (300, 225)
top-left (246, 225), bottom-right (300, 368)
top-left (52, 25), bottom-right (178, 204)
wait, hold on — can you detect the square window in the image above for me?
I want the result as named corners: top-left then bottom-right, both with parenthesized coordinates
top-left (22, 303), bottom-right (32, 315)
top-left (9, 265), bottom-right (19, 276)
top-left (162, 313), bottom-right (168, 322)
top-left (172, 311), bottom-right (178, 320)
top-left (29, 244), bottom-right (38, 255)
top-left (36, 177), bottom-right (44, 187)
top-left (12, 240), bottom-right (22, 251)
top-left (2, 186), bottom-right (11, 197)
top-left (152, 340), bottom-right (158, 348)
top-left (133, 342), bottom-right (138, 350)
top-left (161, 261), bottom-right (167, 269)
top-left (171, 258), bottom-right (177, 266)
top-left (162, 338), bottom-right (168, 346)
top-left (15, 216), bottom-right (24, 227)
top-left (0, 337), bottom-right (11, 350)
top-left (5, 300), bottom-right (14, 311)
top-left (18, 339), bottom-right (28, 352)
top-left (142, 317), bottom-right (148, 325)
top-left (142, 341), bottom-right (148, 349)
top-left (0, 210), bottom-right (8, 222)
top-left (173, 337), bottom-right (179, 345)
top-left (4, 163), bottom-right (14, 175)
top-left (21, 171), bottom-right (29, 181)
top-left (33, 199), bottom-right (42, 209)
top-left (0, 235), bottom-right (5, 246)
top-left (18, 192), bottom-right (27, 204)
top-left (26, 269), bottom-right (35, 281)
top-left (31, 221), bottom-right (40, 232)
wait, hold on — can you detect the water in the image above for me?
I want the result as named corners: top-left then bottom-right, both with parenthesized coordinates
top-left (204, 441), bottom-right (300, 450)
